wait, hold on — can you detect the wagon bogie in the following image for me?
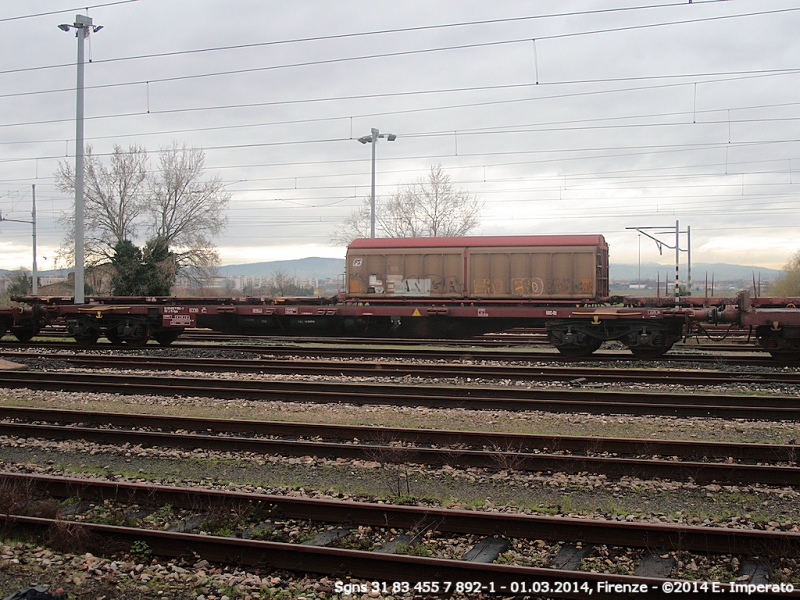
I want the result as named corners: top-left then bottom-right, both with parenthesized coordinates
top-left (619, 322), bottom-right (683, 359)
top-left (547, 318), bottom-right (683, 359)
top-left (754, 326), bottom-right (800, 361)
top-left (65, 315), bottom-right (154, 347)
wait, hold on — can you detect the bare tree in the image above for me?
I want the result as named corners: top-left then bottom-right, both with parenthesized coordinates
top-left (56, 142), bottom-right (228, 284)
top-left (270, 268), bottom-right (292, 295)
top-left (329, 201), bottom-right (373, 246)
top-left (56, 144), bottom-right (149, 266)
top-left (147, 142), bottom-right (230, 275)
top-left (331, 164), bottom-right (483, 244)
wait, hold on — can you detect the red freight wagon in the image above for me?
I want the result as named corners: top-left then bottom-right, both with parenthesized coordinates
top-left (346, 235), bottom-right (609, 302)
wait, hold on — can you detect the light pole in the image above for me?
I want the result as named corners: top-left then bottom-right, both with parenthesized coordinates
top-left (637, 233), bottom-right (641, 290)
top-left (59, 14), bottom-right (102, 304)
top-left (357, 128), bottom-right (396, 238)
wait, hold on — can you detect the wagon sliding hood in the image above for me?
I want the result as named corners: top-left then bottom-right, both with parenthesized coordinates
top-left (346, 235), bottom-right (609, 301)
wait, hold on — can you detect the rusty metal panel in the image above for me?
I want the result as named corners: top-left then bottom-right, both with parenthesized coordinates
top-left (346, 236), bottom-right (606, 300)
top-left (347, 252), bottom-right (386, 295)
top-left (573, 252), bottom-right (596, 296)
top-left (467, 246), bottom-right (599, 300)
top-left (442, 252), bottom-right (464, 295)
top-left (347, 246), bottom-right (466, 298)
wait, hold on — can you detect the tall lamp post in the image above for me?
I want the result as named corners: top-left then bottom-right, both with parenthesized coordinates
top-left (357, 128), bottom-right (396, 238)
top-left (59, 14), bottom-right (102, 304)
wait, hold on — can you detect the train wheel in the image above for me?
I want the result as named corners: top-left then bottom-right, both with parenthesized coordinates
top-left (123, 325), bottom-right (150, 348)
top-left (105, 328), bottom-right (124, 345)
top-left (11, 326), bottom-right (36, 343)
top-left (547, 328), bottom-right (603, 358)
top-left (75, 332), bottom-right (100, 347)
top-left (555, 345), bottom-right (596, 358)
top-left (153, 329), bottom-right (182, 346)
top-left (548, 331), bottom-right (603, 357)
top-left (628, 345), bottom-right (671, 359)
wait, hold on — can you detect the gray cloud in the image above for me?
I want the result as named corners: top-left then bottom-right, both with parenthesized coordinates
top-left (1, 0), bottom-right (799, 272)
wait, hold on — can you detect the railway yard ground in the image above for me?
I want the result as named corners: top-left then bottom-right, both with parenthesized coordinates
top-left (0, 339), bottom-right (800, 598)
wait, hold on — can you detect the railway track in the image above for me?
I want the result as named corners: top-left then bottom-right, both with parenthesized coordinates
top-left (0, 339), bottom-right (788, 368)
top-left (6, 350), bottom-right (800, 387)
top-left (0, 369), bottom-right (798, 419)
top-left (174, 331), bottom-right (764, 353)
top-left (9, 325), bottom-right (764, 353)
top-left (1, 472), bottom-right (795, 597)
top-left (2, 406), bottom-right (799, 485)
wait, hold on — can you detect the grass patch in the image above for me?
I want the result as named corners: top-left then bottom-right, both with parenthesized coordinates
top-left (3, 385), bottom-right (800, 445)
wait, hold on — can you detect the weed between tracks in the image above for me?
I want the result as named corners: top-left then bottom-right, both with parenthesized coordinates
top-left (3, 379), bottom-right (800, 594)
top-left (4, 389), bottom-right (800, 446)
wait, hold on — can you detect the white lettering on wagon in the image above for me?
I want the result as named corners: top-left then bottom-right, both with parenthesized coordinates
top-left (163, 315), bottom-right (194, 326)
top-left (163, 306), bottom-right (184, 313)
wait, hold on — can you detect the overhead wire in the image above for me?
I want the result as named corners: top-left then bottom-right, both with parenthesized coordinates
top-left (3, 2), bottom-right (800, 253)
top-left (0, 1), bottom-right (138, 24)
top-left (4, 6), bottom-right (799, 99)
top-left (0, 0), bottom-right (751, 77)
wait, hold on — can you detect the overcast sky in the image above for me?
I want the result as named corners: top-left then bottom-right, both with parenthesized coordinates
top-left (1, 0), bottom-right (799, 274)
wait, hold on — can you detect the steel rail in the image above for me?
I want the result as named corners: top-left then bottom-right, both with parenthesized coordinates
top-left (3, 473), bottom-right (800, 598)
top-left (9, 327), bottom-right (766, 352)
top-left (0, 340), bottom-right (780, 366)
top-left (1, 409), bottom-right (799, 485)
top-left (175, 331), bottom-right (765, 353)
top-left (8, 351), bottom-right (800, 386)
top-left (3, 472), bottom-right (800, 559)
top-left (0, 370), bottom-right (798, 419)
top-left (1, 405), bottom-right (796, 462)
top-left (11, 515), bottom-right (771, 600)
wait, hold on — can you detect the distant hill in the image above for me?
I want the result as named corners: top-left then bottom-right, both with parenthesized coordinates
top-left (611, 262), bottom-right (781, 282)
top-left (2, 259), bottom-right (782, 285)
top-left (217, 258), bottom-right (781, 283)
top-left (217, 257), bottom-right (345, 280)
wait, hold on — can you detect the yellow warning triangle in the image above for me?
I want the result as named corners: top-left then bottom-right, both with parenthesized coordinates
top-left (412, 308), bottom-right (421, 317)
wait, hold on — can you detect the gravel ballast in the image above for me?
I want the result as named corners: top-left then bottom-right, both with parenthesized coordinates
top-left (1, 351), bottom-right (800, 598)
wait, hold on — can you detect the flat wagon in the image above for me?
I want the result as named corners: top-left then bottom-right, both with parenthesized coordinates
top-left (11, 235), bottom-right (800, 360)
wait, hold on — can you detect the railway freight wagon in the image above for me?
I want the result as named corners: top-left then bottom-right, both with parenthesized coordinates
top-left (346, 235), bottom-right (610, 302)
top-left (18, 234), bottom-right (800, 360)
